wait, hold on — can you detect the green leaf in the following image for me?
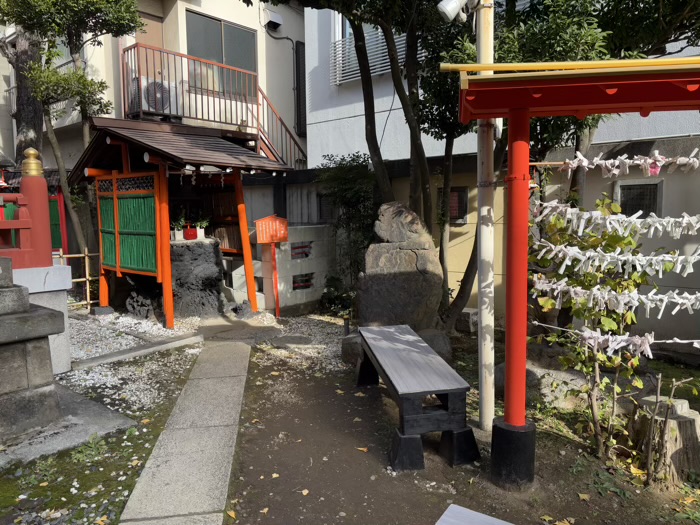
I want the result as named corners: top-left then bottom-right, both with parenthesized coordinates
top-left (600, 317), bottom-right (618, 332)
top-left (610, 202), bottom-right (622, 213)
top-left (537, 296), bottom-right (557, 312)
top-left (631, 376), bottom-right (644, 389)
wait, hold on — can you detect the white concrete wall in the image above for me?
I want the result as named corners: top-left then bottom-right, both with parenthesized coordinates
top-left (303, 8), bottom-right (477, 168)
top-left (258, 224), bottom-right (334, 310)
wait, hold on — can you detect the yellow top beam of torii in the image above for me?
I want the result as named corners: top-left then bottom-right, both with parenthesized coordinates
top-left (439, 55), bottom-right (700, 74)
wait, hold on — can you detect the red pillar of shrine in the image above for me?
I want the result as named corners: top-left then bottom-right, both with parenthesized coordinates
top-left (490, 109), bottom-right (536, 488)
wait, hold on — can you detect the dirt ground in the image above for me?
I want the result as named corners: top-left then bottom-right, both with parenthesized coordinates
top-left (227, 326), bottom-right (691, 525)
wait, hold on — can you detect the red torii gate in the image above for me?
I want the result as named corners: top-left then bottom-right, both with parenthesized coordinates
top-left (442, 57), bottom-right (700, 487)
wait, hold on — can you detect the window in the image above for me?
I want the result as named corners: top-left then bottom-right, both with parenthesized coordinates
top-left (614, 180), bottom-right (662, 218)
top-left (186, 11), bottom-right (257, 95)
top-left (438, 187), bottom-right (468, 223)
top-left (292, 272), bottom-right (314, 290)
top-left (330, 14), bottom-right (425, 85)
top-left (291, 241), bottom-right (313, 259)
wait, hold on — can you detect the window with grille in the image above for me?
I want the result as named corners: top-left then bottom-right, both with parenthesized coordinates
top-left (291, 241), bottom-right (312, 260)
top-left (437, 187), bottom-right (468, 223)
top-left (614, 181), bottom-right (662, 218)
top-left (292, 272), bottom-right (314, 290)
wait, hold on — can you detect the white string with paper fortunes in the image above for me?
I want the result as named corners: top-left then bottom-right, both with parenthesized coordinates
top-left (534, 200), bottom-right (700, 240)
top-left (530, 321), bottom-right (700, 358)
top-left (532, 240), bottom-right (700, 279)
top-left (558, 149), bottom-right (700, 179)
top-left (531, 275), bottom-right (700, 319)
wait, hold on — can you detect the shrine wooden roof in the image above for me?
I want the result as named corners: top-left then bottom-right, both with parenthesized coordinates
top-left (69, 118), bottom-right (287, 184)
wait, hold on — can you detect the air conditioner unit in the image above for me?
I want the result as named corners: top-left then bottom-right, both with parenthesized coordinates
top-left (129, 77), bottom-right (183, 116)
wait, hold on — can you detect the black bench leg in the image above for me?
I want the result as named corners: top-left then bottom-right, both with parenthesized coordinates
top-left (356, 350), bottom-right (379, 386)
top-left (390, 428), bottom-right (424, 471)
top-left (439, 427), bottom-right (480, 467)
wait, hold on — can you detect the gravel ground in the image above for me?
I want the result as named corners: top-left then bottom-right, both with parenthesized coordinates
top-left (59, 344), bottom-right (202, 416)
top-left (69, 314), bottom-right (200, 362)
top-left (253, 314), bottom-right (348, 374)
top-left (3, 346), bottom-right (202, 525)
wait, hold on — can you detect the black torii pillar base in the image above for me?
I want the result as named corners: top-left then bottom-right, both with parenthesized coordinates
top-left (490, 417), bottom-right (536, 489)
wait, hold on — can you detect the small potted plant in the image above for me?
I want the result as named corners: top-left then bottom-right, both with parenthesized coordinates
top-left (183, 221), bottom-right (197, 240)
top-left (195, 217), bottom-right (210, 240)
top-left (170, 214), bottom-right (186, 241)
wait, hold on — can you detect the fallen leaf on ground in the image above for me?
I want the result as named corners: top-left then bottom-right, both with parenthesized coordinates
top-left (39, 482), bottom-right (49, 487)
top-left (272, 473), bottom-right (280, 478)
top-left (353, 417), bottom-right (362, 422)
top-left (227, 510), bottom-right (237, 520)
top-left (296, 439), bottom-right (302, 443)
top-left (630, 465), bottom-right (646, 478)
top-left (578, 493), bottom-right (590, 501)
top-left (260, 475), bottom-right (265, 479)
top-left (356, 447), bottom-right (369, 453)
top-left (681, 496), bottom-right (698, 506)
top-left (251, 419), bottom-right (261, 424)
top-left (270, 371), bottom-right (280, 376)
top-left (301, 489), bottom-right (310, 496)
top-left (260, 507), bottom-right (269, 515)
top-left (540, 516), bottom-right (554, 523)
top-left (354, 392), bottom-right (366, 397)
top-left (335, 389), bottom-right (345, 395)
top-left (140, 419), bottom-right (151, 425)
top-left (130, 460), bottom-right (141, 467)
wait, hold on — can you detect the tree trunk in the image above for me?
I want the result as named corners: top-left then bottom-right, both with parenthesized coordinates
top-left (569, 127), bottom-right (596, 205)
top-left (44, 111), bottom-right (87, 252)
top-left (405, 25), bottom-right (421, 215)
top-left (6, 30), bottom-right (43, 163)
top-left (348, 19), bottom-right (394, 203)
top-left (378, 22), bottom-right (432, 230)
top-left (71, 52), bottom-right (91, 149)
top-left (408, 145), bottom-right (421, 213)
top-left (442, 137), bottom-right (506, 330)
top-left (439, 134), bottom-right (455, 312)
top-left (442, 230), bottom-right (479, 333)
top-left (506, 0), bottom-right (517, 27)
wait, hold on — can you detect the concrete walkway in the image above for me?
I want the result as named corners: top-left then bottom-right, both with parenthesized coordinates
top-left (120, 340), bottom-right (250, 525)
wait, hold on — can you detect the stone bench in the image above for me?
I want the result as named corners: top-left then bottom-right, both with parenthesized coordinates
top-left (357, 325), bottom-right (479, 470)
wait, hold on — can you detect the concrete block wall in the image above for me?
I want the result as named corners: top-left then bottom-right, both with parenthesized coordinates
top-left (257, 225), bottom-right (334, 312)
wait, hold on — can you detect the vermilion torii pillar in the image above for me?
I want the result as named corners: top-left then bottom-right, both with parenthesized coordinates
top-left (442, 55), bottom-right (700, 488)
top-left (491, 108), bottom-right (536, 486)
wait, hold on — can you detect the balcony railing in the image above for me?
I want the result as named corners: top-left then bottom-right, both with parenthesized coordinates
top-left (122, 43), bottom-right (306, 169)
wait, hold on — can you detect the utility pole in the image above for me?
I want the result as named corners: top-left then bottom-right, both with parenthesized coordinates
top-left (476, 0), bottom-right (496, 432)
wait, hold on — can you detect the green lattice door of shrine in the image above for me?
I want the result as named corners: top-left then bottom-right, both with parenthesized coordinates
top-left (97, 175), bottom-right (157, 275)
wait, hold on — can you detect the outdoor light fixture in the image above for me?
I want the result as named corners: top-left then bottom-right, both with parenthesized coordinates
top-left (437, 0), bottom-right (478, 22)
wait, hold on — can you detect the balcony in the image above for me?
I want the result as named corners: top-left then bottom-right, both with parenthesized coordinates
top-left (122, 43), bottom-right (306, 170)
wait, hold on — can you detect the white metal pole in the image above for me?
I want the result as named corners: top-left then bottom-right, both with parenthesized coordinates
top-left (476, 1), bottom-right (496, 432)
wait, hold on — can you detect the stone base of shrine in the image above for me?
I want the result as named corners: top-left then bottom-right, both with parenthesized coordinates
top-left (13, 264), bottom-right (72, 375)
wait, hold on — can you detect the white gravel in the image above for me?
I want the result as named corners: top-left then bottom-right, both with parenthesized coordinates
top-left (69, 318), bottom-right (142, 361)
top-left (253, 314), bottom-right (348, 373)
top-left (69, 314), bottom-right (201, 362)
top-left (58, 345), bottom-right (201, 415)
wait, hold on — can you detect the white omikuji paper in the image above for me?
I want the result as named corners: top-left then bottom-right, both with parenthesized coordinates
top-left (559, 149), bottom-right (700, 179)
top-left (534, 200), bottom-right (700, 240)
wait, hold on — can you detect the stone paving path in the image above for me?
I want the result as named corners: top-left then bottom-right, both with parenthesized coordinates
top-left (119, 340), bottom-right (250, 525)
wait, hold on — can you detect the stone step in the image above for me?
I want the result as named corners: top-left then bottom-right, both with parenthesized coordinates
top-left (456, 307), bottom-right (478, 333)
top-left (0, 285), bottom-right (30, 315)
top-left (0, 257), bottom-right (13, 288)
